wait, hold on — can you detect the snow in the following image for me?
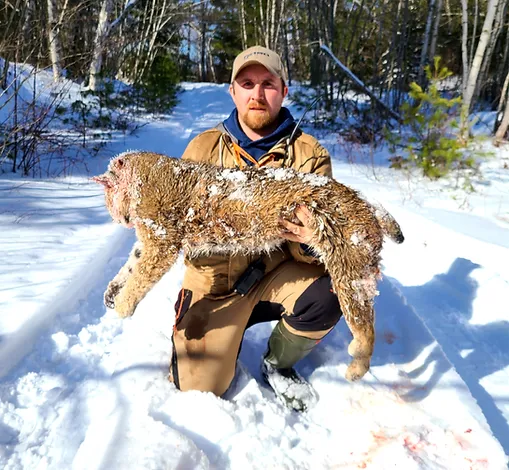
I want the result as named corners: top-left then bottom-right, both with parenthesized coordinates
top-left (0, 71), bottom-right (509, 469)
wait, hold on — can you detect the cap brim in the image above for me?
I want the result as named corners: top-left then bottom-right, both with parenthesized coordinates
top-left (231, 60), bottom-right (281, 82)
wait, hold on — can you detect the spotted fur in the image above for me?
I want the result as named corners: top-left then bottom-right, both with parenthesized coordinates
top-left (93, 151), bottom-right (404, 381)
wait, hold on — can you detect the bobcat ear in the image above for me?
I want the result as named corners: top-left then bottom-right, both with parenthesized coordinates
top-left (91, 174), bottom-right (113, 188)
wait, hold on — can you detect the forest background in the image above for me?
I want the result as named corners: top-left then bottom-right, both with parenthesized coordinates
top-left (2, 0), bottom-right (509, 178)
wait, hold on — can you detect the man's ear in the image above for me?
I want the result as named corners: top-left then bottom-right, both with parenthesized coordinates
top-left (91, 174), bottom-right (112, 188)
top-left (229, 83), bottom-right (235, 99)
top-left (282, 85), bottom-right (288, 99)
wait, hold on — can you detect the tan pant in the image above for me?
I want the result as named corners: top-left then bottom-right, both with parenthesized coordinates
top-left (170, 260), bottom-right (334, 396)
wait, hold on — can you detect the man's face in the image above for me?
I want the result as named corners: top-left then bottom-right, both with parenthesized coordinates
top-left (229, 64), bottom-right (288, 133)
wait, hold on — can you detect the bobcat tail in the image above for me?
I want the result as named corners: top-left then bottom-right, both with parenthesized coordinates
top-left (372, 204), bottom-right (404, 244)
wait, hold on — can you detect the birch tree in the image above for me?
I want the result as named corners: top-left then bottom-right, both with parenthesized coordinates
top-left (460, 0), bottom-right (501, 139)
top-left (22, 0), bottom-right (35, 48)
top-left (46, 0), bottom-right (63, 81)
top-left (476, 0), bottom-right (508, 101)
top-left (460, 0), bottom-right (469, 93)
top-left (494, 69), bottom-right (509, 142)
top-left (239, 0), bottom-right (248, 50)
top-left (257, 0), bottom-right (287, 50)
top-left (88, 0), bottom-right (114, 91)
top-left (88, 0), bottom-right (139, 91)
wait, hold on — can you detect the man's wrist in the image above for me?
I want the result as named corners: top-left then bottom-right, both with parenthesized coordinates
top-left (300, 243), bottom-right (318, 258)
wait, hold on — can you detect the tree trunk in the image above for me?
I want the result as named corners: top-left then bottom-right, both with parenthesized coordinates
top-left (46, 0), bottom-right (63, 81)
top-left (309, 0), bottom-right (321, 86)
top-left (460, 0), bottom-right (469, 95)
top-left (22, 0), bottom-right (36, 53)
top-left (469, 0), bottom-right (479, 69)
top-left (206, 36), bottom-right (217, 83)
top-left (461, 0), bottom-right (501, 139)
top-left (257, 0), bottom-right (286, 50)
top-left (476, 0), bottom-right (507, 102)
top-left (88, 0), bottom-right (139, 90)
top-left (383, 0), bottom-right (404, 94)
top-left (394, 0), bottom-right (410, 109)
top-left (494, 70), bottom-right (509, 142)
top-left (282, 21), bottom-right (291, 85)
top-left (418, 0), bottom-right (436, 84)
top-left (88, 0), bottom-right (113, 91)
top-left (239, 0), bottom-right (247, 50)
top-left (132, 0), bottom-right (151, 80)
top-left (494, 69), bottom-right (509, 134)
top-left (200, 15), bottom-right (207, 81)
top-left (428, 0), bottom-right (443, 65)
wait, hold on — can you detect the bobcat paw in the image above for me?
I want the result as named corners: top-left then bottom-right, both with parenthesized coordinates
top-left (113, 291), bottom-right (137, 318)
top-left (104, 282), bottom-right (122, 309)
top-left (345, 357), bottom-right (370, 382)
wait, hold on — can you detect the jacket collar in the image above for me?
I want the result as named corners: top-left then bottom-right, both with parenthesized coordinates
top-left (220, 108), bottom-right (298, 163)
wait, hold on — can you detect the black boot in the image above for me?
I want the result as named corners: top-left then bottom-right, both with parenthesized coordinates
top-left (261, 321), bottom-right (319, 412)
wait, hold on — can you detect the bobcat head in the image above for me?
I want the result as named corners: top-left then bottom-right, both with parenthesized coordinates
top-left (92, 156), bottom-right (134, 228)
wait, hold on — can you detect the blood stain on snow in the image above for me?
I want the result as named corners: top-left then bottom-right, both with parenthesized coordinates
top-left (465, 457), bottom-right (490, 469)
top-left (402, 433), bottom-right (428, 453)
top-left (383, 330), bottom-right (396, 344)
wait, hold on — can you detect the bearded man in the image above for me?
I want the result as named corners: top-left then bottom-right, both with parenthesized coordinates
top-left (172, 46), bottom-right (342, 412)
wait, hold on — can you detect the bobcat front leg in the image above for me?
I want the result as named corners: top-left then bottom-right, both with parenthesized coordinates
top-left (114, 239), bottom-right (180, 318)
top-left (104, 241), bottom-right (143, 309)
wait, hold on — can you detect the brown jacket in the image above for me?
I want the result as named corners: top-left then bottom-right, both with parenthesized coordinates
top-left (180, 125), bottom-right (332, 296)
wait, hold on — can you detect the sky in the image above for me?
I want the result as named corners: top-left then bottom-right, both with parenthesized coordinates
top-left (0, 68), bottom-right (508, 469)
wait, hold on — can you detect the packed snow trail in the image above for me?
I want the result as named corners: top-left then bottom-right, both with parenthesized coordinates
top-left (0, 82), bottom-right (508, 468)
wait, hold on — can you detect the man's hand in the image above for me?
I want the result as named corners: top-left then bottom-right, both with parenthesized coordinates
top-left (279, 205), bottom-right (315, 244)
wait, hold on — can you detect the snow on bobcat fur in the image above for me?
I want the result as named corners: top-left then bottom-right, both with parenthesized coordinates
top-left (93, 151), bottom-right (404, 381)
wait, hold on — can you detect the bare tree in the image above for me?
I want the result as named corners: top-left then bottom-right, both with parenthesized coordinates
top-left (476, 0), bottom-right (508, 101)
top-left (88, 0), bottom-right (139, 91)
top-left (257, 0), bottom-right (287, 50)
top-left (494, 69), bottom-right (509, 142)
top-left (460, 0), bottom-right (501, 139)
top-left (418, 0), bottom-right (437, 84)
top-left (88, 0), bottom-right (114, 91)
top-left (428, 0), bottom-right (443, 66)
top-left (460, 0), bottom-right (469, 93)
top-left (239, 0), bottom-right (248, 50)
top-left (46, 0), bottom-right (63, 81)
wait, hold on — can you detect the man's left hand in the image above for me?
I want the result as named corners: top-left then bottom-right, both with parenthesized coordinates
top-left (279, 205), bottom-right (315, 244)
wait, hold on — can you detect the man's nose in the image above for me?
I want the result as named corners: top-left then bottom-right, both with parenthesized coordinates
top-left (251, 84), bottom-right (265, 101)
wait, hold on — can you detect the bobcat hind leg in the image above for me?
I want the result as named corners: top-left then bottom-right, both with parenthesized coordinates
top-left (338, 293), bottom-right (375, 382)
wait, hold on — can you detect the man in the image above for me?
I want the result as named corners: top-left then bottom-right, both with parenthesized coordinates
top-left (171, 46), bottom-right (342, 411)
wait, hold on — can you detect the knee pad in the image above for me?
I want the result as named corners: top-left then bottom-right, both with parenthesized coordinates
top-left (283, 275), bottom-right (342, 332)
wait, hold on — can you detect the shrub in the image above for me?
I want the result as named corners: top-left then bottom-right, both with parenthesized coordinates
top-left (134, 54), bottom-right (180, 113)
top-left (387, 57), bottom-right (471, 179)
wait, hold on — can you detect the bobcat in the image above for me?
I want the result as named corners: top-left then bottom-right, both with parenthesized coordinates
top-left (93, 151), bottom-right (404, 381)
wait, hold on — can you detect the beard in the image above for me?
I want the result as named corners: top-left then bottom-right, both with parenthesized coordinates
top-left (240, 105), bottom-right (277, 130)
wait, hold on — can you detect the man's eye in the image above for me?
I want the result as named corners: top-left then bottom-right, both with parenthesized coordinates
top-left (241, 81), bottom-right (254, 88)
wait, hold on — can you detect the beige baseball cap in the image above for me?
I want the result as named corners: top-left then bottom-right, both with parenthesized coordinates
top-left (231, 46), bottom-right (287, 83)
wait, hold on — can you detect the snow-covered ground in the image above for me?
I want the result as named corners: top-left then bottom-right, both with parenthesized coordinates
top-left (1, 74), bottom-right (509, 469)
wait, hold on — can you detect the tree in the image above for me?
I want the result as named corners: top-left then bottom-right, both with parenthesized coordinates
top-left (460, 0), bottom-right (501, 139)
top-left (46, 0), bottom-right (66, 81)
top-left (88, 0), bottom-right (114, 91)
top-left (88, 0), bottom-right (140, 91)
